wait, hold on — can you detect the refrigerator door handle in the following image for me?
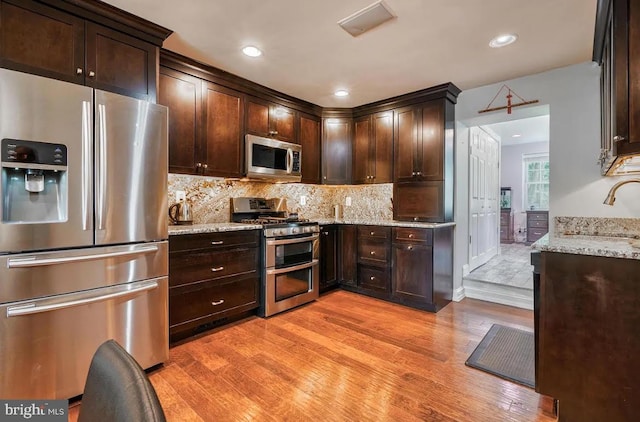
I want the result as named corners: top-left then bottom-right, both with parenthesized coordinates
top-left (7, 245), bottom-right (159, 268)
top-left (96, 103), bottom-right (108, 231)
top-left (6, 279), bottom-right (159, 317)
top-left (81, 100), bottom-right (92, 231)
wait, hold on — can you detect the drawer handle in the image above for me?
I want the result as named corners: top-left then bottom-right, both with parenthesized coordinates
top-left (211, 299), bottom-right (225, 306)
top-left (370, 276), bottom-right (375, 281)
top-left (407, 245), bottom-right (413, 251)
top-left (370, 251), bottom-right (375, 255)
top-left (211, 241), bottom-right (224, 245)
top-left (211, 266), bottom-right (224, 272)
top-left (408, 233), bottom-right (414, 238)
top-left (370, 231), bottom-right (375, 235)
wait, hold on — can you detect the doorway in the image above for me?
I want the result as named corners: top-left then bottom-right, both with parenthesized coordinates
top-left (462, 110), bottom-right (550, 309)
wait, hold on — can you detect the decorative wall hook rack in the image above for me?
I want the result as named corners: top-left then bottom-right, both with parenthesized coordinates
top-left (478, 84), bottom-right (539, 114)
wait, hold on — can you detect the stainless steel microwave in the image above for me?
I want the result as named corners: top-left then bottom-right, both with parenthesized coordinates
top-left (245, 134), bottom-right (302, 182)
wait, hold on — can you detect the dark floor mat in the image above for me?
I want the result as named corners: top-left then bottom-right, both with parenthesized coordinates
top-left (465, 324), bottom-right (535, 388)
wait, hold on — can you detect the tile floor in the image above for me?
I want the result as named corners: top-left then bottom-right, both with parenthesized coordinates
top-left (465, 243), bottom-right (534, 289)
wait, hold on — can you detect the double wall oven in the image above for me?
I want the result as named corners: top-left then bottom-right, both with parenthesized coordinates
top-left (232, 197), bottom-right (318, 317)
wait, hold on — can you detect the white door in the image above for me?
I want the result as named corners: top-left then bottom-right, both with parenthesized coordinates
top-left (468, 127), bottom-right (500, 271)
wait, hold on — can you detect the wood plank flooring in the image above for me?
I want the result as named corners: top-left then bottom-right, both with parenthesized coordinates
top-left (69, 291), bottom-right (554, 421)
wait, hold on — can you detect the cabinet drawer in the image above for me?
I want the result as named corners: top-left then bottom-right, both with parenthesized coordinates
top-left (358, 225), bottom-right (391, 240)
top-left (169, 230), bottom-right (259, 252)
top-left (358, 239), bottom-right (389, 265)
top-left (169, 247), bottom-right (259, 287)
top-left (358, 265), bottom-right (390, 292)
top-left (527, 212), bottom-right (548, 221)
top-left (393, 227), bottom-right (432, 244)
top-left (528, 219), bottom-right (548, 229)
top-left (169, 276), bottom-right (258, 329)
top-left (528, 228), bottom-right (548, 240)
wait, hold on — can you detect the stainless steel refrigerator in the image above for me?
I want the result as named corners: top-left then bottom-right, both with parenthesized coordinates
top-left (0, 68), bottom-right (169, 400)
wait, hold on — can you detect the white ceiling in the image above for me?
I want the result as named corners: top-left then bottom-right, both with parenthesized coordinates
top-left (104, 0), bottom-right (598, 108)
top-left (483, 115), bottom-right (550, 146)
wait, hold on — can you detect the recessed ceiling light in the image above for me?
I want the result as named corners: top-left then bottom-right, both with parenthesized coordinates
top-left (489, 34), bottom-right (518, 48)
top-left (334, 90), bottom-right (349, 97)
top-left (512, 134), bottom-right (522, 138)
top-left (242, 46), bottom-right (262, 57)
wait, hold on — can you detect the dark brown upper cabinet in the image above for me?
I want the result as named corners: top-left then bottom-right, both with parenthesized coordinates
top-left (353, 111), bottom-right (393, 184)
top-left (159, 66), bottom-right (245, 177)
top-left (202, 82), bottom-right (245, 178)
top-left (159, 68), bottom-right (201, 174)
top-left (297, 112), bottom-right (321, 184)
top-left (394, 100), bottom-right (445, 182)
top-left (246, 96), bottom-right (297, 143)
top-left (595, 0), bottom-right (640, 175)
top-left (0, 0), bottom-right (170, 101)
top-left (322, 116), bottom-right (353, 185)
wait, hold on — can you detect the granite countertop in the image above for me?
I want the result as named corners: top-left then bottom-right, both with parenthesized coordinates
top-left (533, 233), bottom-right (640, 260)
top-left (169, 223), bottom-right (262, 235)
top-left (314, 218), bottom-right (456, 228)
top-left (169, 219), bottom-right (455, 235)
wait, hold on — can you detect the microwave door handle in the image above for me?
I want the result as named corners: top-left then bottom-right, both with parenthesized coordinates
top-left (286, 148), bottom-right (293, 174)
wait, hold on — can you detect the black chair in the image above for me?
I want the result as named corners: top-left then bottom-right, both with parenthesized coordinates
top-left (78, 340), bottom-right (166, 422)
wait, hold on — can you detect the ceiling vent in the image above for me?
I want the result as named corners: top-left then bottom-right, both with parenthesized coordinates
top-left (338, 1), bottom-right (396, 37)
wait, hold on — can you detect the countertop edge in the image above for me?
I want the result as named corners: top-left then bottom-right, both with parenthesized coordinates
top-left (532, 233), bottom-right (640, 260)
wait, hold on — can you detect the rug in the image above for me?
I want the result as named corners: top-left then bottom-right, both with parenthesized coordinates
top-left (465, 324), bottom-right (535, 388)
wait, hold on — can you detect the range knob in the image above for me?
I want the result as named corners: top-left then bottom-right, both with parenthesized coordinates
top-left (273, 229), bottom-right (282, 236)
top-left (291, 227), bottom-right (300, 234)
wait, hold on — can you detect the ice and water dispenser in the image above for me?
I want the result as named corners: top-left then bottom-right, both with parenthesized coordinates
top-left (1, 138), bottom-right (68, 223)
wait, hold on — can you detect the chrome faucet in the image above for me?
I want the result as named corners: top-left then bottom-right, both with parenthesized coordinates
top-left (603, 179), bottom-right (640, 205)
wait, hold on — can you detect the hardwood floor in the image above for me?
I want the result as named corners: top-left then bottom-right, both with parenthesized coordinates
top-left (69, 291), bottom-right (554, 421)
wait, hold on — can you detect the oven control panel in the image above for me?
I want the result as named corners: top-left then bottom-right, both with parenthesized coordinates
top-left (264, 224), bottom-right (319, 238)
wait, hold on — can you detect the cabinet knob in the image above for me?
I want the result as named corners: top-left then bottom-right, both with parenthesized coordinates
top-left (416, 171), bottom-right (422, 176)
top-left (412, 171), bottom-right (416, 176)
top-left (202, 163), bottom-right (208, 169)
top-left (370, 276), bottom-right (375, 281)
top-left (413, 217), bottom-right (419, 221)
top-left (370, 231), bottom-right (375, 235)
top-left (211, 266), bottom-right (224, 272)
top-left (322, 231), bottom-right (328, 235)
top-left (407, 245), bottom-right (413, 251)
top-left (76, 68), bottom-right (83, 75)
top-left (370, 251), bottom-right (375, 255)
top-left (196, 162), bottom-right (202, 168)
top-left (613, 135), bottom-right (625, 142)
top-left (408, 233), bottom-right (414, 238)
top-left (323, 176), bottom-right (327, 180)
top-left (88, 71), bottom-right (95, 78)
top-left (211, 299), bottom-right (225, 306)
top-left (211, 240), bottom-right (224, 245)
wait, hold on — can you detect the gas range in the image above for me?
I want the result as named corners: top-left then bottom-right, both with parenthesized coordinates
top-left (231, 197), bottom-right (320, 317)
top-left (231, 197), bottom-right (319, 237)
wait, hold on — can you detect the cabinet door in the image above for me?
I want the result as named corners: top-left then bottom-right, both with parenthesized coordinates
top-left (85, 23), bottom-right (157, 101)
top-left (372, 111), bottom-right (393, 183)
top-left (418, 100), bottom-right (444, 180)
top-left (320, 226), bottom-right (338, 291)
top-left (0, 0), bottom-right (84, 84)
top-left (353, 115), bottom-right (371, 184)
top-left (245, 97), bottom-right (271, 137)
top-left (298, 113), bottom-right (321, 184)
top-left (322, 117), bottom-right (352, 184)
top-left (271, 104), bottom-right (296, 143)
top-left (159, 68), bottom-right (201, 174)
top-left (392, 242), bottom-right (433, 304)
top-left (394, 105), bottom-right (419, 182)
top-left (393, 181), bottom-right (446, 222)
top-left (202, 82), bottom-right (244, 178)
top-left (338, 225), bottom-right (357, 287)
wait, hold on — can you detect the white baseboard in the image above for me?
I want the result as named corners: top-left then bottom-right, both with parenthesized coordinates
top-left (462, 264), bottom-right (470, 277)
top-left (452, 286), bottom-right (466, 302)
top-left (462, 278), bottom-right (533, 310)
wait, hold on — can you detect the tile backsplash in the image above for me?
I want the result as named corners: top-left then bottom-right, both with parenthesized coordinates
top-left (168, 174), bottom-right (393, 224)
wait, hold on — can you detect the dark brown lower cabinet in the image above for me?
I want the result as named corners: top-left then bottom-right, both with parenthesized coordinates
top-left (168, 230), bottom-right (260, 342)
top-left (338, 225), bottom-right (357, 287)
top-left (339, 224), bottom-right (453, 312)
top-left (320, 225), bottom-right (338, 292)
top-left (537, 251), bottom-right (640, 421)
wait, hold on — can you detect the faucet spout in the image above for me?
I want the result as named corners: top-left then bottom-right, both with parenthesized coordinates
top-left (603, 179), bottom-right (640, 205)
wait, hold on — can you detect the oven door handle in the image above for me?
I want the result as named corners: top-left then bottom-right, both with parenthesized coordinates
top-left (266, 259), bottom-right (318, 275)
top-left (266, 233), bottom-right (319, 246)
